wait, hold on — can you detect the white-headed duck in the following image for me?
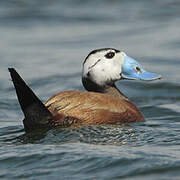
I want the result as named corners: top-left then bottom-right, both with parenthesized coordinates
top-left (9, 48), bottom-right (161, 132)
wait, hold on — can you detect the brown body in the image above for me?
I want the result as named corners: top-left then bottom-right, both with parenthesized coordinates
top-left (45, 90), bottom-right (144, 127)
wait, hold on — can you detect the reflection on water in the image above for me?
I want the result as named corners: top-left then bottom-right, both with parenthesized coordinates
top-left (0, 0), bottom-right (180, 179)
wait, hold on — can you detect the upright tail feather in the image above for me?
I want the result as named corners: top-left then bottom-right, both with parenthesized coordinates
top-left (9, 68), bottom-right (53, 132)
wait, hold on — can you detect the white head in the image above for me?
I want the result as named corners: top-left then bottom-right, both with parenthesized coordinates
top-left (82, 48), bottom-right (161, 91)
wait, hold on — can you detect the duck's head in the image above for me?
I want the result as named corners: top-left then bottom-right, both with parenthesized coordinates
top-left (82, 48), bottom-right (161, 91)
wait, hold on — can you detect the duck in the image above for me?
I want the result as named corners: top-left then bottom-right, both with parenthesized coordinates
top-left (9, 48), bottom-right (161, 132)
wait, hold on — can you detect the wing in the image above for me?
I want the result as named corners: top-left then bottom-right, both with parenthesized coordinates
top-left (45, 91), bottom-right (144, 126)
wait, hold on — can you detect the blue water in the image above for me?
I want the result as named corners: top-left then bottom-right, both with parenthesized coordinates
top-left (1, 0), bottom-right (180, 179)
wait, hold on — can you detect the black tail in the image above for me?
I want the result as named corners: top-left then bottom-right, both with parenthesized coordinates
top-left (9, 68), bottom-right (53, 132)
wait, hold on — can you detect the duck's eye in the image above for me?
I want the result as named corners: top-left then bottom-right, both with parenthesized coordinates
top-left (105, 52), bottom-right (115, 59)
top-left (134, 66), bottom-right (142, 73)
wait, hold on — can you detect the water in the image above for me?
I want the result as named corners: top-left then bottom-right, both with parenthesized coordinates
top-left (0, 0), bottom-right (180, 179)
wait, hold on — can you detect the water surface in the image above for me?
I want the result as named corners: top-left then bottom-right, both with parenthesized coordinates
top-left (0, 0), bottom-right (180, 179)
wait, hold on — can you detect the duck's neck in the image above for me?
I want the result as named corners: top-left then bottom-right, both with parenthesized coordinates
top-left (82, 78), bottom-right (127, 100)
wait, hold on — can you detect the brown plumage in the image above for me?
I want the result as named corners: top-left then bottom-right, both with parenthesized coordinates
top-left (45, 90), bottom-right (144, 127)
